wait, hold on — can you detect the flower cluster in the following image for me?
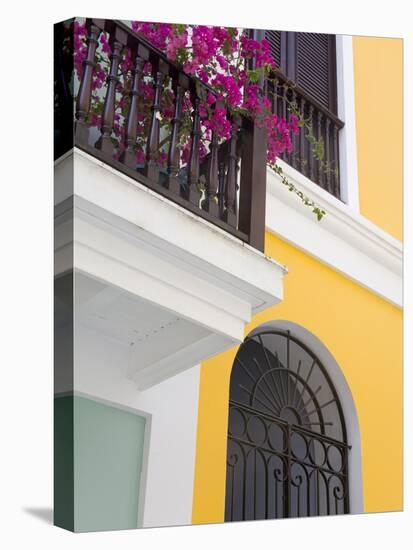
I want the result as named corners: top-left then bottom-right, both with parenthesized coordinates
top-left (131, 21), bottom-right (173, 50)
top-left (240, 36), bottom-right (274, 68)
top-left (265, 114), bottom-right (300, 163)
top-left (203, 107), bottom-right (232, 140)
top-left (73, 21), bottom-right (87, 79)
top-left (72, 19), bottom-right (301, 167)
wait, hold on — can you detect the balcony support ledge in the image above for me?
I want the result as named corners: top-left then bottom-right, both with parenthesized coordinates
top-left (55, 148), bottom-right (286, 389)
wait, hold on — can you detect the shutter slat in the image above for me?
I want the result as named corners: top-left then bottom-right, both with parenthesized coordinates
top-left (265, 30), bottom-right (281, 67)
top-left (261, 29), bottom-right (336, 113)
top-left (296, 32), bottom-right (333, 110)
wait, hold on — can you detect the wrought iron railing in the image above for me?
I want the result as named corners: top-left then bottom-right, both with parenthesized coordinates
top-left (69, 19), bottom-right (268, 252)
top-left (266, 68), bottom-right (345, 199)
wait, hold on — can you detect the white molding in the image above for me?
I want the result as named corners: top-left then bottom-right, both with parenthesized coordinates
top-left (71, 148), bottom-right (286, 312)
top-left (72, 324), bottom-right (200, 528)
top-left (336, 34), bottom-right (360, 211)
top-left (55, 149), bottom-right (286, 388)
top-left (54, 150), bottom-right (74, 205)
top-left (128, 332), bottom-right (230, 390)
top-left (54, 199), bottom-right (73, 275)
top-left (266, 162), bottom-right (402, 308)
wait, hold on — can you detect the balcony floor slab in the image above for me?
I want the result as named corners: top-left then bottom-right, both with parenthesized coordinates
top-left (54, 149), bottom-right (286, 388)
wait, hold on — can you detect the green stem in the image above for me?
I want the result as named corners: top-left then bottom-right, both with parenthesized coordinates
top-left (269, 162), bottom-right (326, 221)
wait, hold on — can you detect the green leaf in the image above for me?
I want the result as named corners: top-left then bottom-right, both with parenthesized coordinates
top-left (247, 69), bottom-right (260, 83)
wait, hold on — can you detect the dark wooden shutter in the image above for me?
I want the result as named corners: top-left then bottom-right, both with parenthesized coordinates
top-left (263, 30), bottom-right (337, 114)
top-left (265, 30), bottom-right (281, 67)
top-left (264, 30), bottom-right (289, 74)
top-left (295, 33), bottom-right (337, 113)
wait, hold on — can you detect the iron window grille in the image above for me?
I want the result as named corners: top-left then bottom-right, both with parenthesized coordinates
top-left (225, 329), bottom-right (350, 521)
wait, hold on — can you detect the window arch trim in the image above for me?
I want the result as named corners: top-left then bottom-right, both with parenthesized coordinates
top-left (225, 321), bottom-right (364, 521)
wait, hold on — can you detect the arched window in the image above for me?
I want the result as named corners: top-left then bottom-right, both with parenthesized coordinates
top-left (225, 328), bottom-right (350, 521)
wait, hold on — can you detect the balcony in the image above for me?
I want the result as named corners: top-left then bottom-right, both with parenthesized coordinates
top-left (266, 68), bottom-right (344, 199)
top-left (69, 19), bottom-right (269, 252)
top-left (54, 18), bottom-right (286, 389)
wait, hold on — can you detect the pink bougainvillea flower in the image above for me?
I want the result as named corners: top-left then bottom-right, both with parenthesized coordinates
top-left (216, 55), bottom-right (228, 70)
top-left (73, 18), bottom-right (297, 167)
top-left (289, 114), bottom-right (300, 135)
top-left (165, 30), bottom-right (188, 61)
top-left (136, 150), bottom-right (146, 164)
top-left (207, 92), bottom-right (216, 106)
top-left (99, 33), bottom-right (111, 55)
top-left (198, 69), bottom-right (209, 84)
top-left (183, 58), bottom-right (201, 75)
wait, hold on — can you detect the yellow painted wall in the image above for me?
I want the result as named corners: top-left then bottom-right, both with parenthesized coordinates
top-left (192, 34), bottom-right (403, 524)
top-left (192, 232), bottom-right (403, 523)
top-left (353, 36), bottom-right (403, 241)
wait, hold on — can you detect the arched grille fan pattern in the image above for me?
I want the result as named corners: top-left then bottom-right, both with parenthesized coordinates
top-left (225, 329), bottom-right (350, 521)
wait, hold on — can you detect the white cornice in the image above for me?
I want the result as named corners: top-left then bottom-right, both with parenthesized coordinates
top-left (70, 148), bottom-right (286, 311)
top-left (266, 161), bottom-right (402, 308)
top-left (55, 149), bottom-right (287, 388)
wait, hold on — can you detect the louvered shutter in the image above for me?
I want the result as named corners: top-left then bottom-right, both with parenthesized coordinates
top-left (262, 30), bottom-right (337, 114)
top-left (295, 33), bottom-right (337, 113)
top-left (265, 30), bottom-right (282, 68)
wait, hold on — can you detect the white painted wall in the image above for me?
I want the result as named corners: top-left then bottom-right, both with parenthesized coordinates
top-left (336, 34), bottom-right (360, 211)
top-left (72, 322), bottom-right (201, 528)
top-left (266, 163), bottom-right (402, 308)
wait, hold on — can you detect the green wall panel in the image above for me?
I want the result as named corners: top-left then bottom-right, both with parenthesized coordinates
top-left (54, 395), bottom-right (74, 530)
top-left (55, 395), bottom-right (147, 532)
